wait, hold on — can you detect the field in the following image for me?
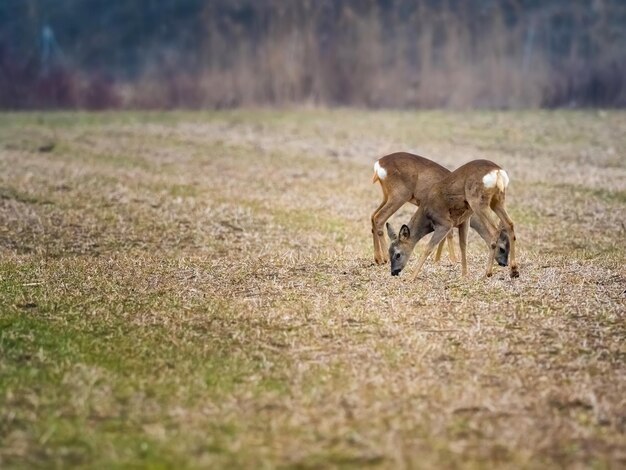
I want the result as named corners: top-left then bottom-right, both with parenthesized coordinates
top-left (0, 109), bottom-right (624, 469)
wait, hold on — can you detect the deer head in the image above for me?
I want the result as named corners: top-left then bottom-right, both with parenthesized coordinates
top-left (495, 230), bottom-right (509, 267)
top-left (386, 223), bottom-right (416, 276)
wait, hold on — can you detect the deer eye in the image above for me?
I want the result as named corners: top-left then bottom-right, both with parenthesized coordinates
top-left (394, 252), bottom-right (401, 260)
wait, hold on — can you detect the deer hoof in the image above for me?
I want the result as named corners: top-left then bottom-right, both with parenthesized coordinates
top-left (510, 266), bottom-right (520, 278)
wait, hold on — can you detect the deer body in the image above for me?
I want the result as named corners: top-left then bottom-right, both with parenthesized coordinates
top-left (387, 159), bottom-right (519, 279)
top-left (372, 152), bottom-right (460, 265)
top-left (372, 153), bottom-right (509, 267)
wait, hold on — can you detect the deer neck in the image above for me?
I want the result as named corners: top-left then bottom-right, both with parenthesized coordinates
top-left (407, 206), bottom-right (434, 246)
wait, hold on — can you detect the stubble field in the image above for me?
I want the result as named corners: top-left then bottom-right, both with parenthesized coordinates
top-left (0, 109), bottom-right (625, 469)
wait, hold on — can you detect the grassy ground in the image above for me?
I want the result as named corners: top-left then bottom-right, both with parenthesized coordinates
top-left (0, 109), bottom-right (624, 469)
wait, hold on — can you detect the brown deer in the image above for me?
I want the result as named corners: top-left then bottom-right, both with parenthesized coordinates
top-left (371, 152), bottom-right (509, 266)
top-left (386, 159), bottom-right (519, 279)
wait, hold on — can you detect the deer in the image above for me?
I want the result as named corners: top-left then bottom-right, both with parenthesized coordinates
top-left (371, 152), bottom-right (509, 267)
top-left (386, 159), bottom-right (519, 280)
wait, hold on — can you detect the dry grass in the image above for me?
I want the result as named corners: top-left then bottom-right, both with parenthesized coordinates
top-left (0, 109), bottom-right (624, 469)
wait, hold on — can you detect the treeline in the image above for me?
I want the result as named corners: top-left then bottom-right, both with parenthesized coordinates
top-left (1, 0), bottom-right (625, 109)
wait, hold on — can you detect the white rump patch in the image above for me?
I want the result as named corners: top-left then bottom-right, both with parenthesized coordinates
top-left (482, 169), bottom-right (510, 191)
top-left (482, 170), bottom-right (498, 188)
top-left (374, 161), bottom-right (387, 180)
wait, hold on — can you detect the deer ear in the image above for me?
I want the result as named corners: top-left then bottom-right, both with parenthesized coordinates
top-left (386, 223), bottom-right (397, 241)
top-left (399, 224), bottom-right (411, 241)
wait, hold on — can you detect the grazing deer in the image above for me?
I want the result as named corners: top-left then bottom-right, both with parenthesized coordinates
top-left (386, 159), bottom-right (519, 279)
top-left (371, 152), bottom-right (509, 266)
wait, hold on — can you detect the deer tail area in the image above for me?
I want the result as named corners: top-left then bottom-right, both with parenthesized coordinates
top-left (483, 169), bottom-right (510, 191)
top-left (372, 160), bottom-right (387, 184)
top-left (496, 169), bottom-right (510, 191)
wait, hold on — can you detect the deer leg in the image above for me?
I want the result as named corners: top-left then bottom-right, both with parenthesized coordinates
top-left (371, 197), bottom-right (388, 264)
top-left (434, 238), bottom-right (445, 262)
top-left (468, 207), bottom-right (499, 277)
top-left (492, 204), bottom-right (519, 278)
top-left (458, 220), bottom-right (469, 277)
top-left (446, 232), bottom-right (457, 263)
top-left (372, 197), bottom-right (406, 264)
top-left (411, 225), bottom-right (452, 281)
top-left (434, 233), bottom-right (455, 263)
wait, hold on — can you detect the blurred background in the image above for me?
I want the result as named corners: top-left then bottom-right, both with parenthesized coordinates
top-left (1, 0), bottom-right (625, 110)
